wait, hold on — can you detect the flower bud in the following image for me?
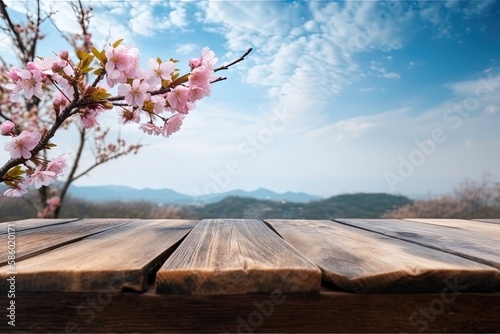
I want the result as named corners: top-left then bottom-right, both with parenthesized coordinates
top-left (189, 58), bottom-right (202, 69)
top-left (0, 121), bottom-right (15, 136)
top-left (101, 101), bottom-right (114, 109)
top-left (26, 62), bottom-right (36, 70)
top-left (59, 50), bottom-right (69, 60)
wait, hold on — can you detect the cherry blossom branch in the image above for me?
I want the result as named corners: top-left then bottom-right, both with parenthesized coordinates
top-left (0, 99), bottom-right (78, 182)
top-left (1, 42), bottom-right (251, 198)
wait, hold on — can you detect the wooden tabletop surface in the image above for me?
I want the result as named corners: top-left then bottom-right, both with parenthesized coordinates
top-left (1, 218), bottom-right (499, 332)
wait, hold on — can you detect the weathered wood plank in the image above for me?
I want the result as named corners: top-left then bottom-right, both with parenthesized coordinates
top-left (2, 291), bottom-right (499, 333)
top-left (335, 218), bottom-right (500, 270)
top-left (0, 219), bottom-right (198, 292)
top-left (0, 218), bottom-right (79, 234)
top-left (473, 219), bottom-right (500, 225)
top-left (405, 218), bottom-right (500, 232)
top-left (267, 219), bottom-right (499, 293)
top-left (0, 218), bottom-right (132, 266)
top-left (156, 219), bottom-right (322, 295)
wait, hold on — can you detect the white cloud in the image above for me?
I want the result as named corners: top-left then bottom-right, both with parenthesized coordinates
top-left (370, 61), bottom-right (401, 80)
top-left (359, 86), bottom-right (384, 93)
top-left (196, 0), bottom-right (410, 136)
top-left (306, 118), bottom-right (379, 143)
top-left (383, 72), bottom-right (401, 80)
top-left (175, 43), bottom-right (198, 55)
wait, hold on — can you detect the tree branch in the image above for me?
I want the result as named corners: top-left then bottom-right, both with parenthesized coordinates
top-left (214, 48), bottom-right (252, 72)
top-left (0, 0), bottom-right (28, 62)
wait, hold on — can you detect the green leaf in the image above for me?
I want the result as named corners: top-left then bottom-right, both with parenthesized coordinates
top-left (81, 66), bottom-right (95, 74)
top-left (90, 87), bottom-right (111, 101)
top-left (161, 79), bottom-right (170, 89)
top-left (4, 165), bottom-right (25, 181)
top-left (76, 49), bottom-right (86, 60)
top-left (81, 54), bottom-right (95, 69)
top-left (143, 101), bottom-right (154, 113)
top-left (92, 46), bottom-right (105, 62)
top-left (112, 39), bottom-right (123, 48)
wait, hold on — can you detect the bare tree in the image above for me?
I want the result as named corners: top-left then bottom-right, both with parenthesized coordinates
top-left (383, 174), bottom-right (500, 219)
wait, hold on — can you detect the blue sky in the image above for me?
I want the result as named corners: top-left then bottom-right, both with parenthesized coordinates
top-left (1, 0), bottom-right (500, 198)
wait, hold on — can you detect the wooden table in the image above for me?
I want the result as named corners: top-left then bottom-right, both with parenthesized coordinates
top-left (1, 218), bottom-right (499, 332)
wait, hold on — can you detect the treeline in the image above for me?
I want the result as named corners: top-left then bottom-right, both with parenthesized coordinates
top-left (187, 193), bottom-right (411, 219)
top-left (383, 177), bottom-right (500, 219)
top-left (0, 197), bottom-right (183, 222)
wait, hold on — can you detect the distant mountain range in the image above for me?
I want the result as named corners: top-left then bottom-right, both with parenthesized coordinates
top-left (68, 185), bottom-right (323, 204)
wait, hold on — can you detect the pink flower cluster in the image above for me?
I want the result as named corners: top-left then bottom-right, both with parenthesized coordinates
top-left (2, 121), bottom-right (68, 197)
top-left (38, 196), bottom-right (61, 218)
top-left (115, 45), bottom-right (218, 138)
top-left (1, 40), bottom-right (222, 197)
top-left (6, 55), bottom-right (71, 103)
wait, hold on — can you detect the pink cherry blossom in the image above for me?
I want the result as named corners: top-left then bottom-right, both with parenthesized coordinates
top-left (139, 123), bottom-right (162, 136)
top-left (189, 47), bottom-right (218, 70)
top-left (146, 58), bottom-right (175, 87)
top-left (29, 167), bottom-right (57, 189)
top-left (189, 57), bottom-right (202, 69)
top-left (6, 67), bottom-right (22, 82)
top-left (20, 69), bottom-right (45, 99)
top-left (118, 79), bottom-right (150, 107)
top-left (0, 121), bottom-right (16, 136)
top-left (167, 85), bottom-right (192, 114)
top-left (163, 113), bottom-right (185, 137)
top-left (47, 154), bottom-right (68, 175)
top-left (38, 196), bottom-right (61, 218)
top-left (189, 66), bottom-right (212, 90)
top-left (7, 68), bottom-right (44, 102)
top-left (4, 130), bottom-right (41, 159)
top-left (151, 95), bottom-right (167, 114)
top-left (47, 196), bottom-right (61, 206)
top-left (105, 44), bottom-right (140, 87)
top-left (118, 108), bottom-right (141, 124)
top-left (31, 57), bottom-right (55, 74)
top-left (3, 183), bottom-right (28, 198)
top-left (188, 84), bottom-right (211, 101)
top-left (79, 106), bottom-right (103, 129)
top-left (200, 46), bottom-right (218, 68)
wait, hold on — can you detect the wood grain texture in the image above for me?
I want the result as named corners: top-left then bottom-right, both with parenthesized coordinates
top-left (0, 218), bottom-right (79, 234)
top-left (156, 219), bottom-right (322, 295)
top-left (405, 218), bottom-right (500, 232)
top-left (0, 219), bottom-right (198, 292)
top-left (0, 218), bottom-right (131, 266)
top-left (335, 218), bottom-right (500, 271)
top-left (473, 219), bottom-right (500, 225)
top-left (267, 219), bottom-right (499, 293)
top-left (2, 290), bottom-right (499, 333)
